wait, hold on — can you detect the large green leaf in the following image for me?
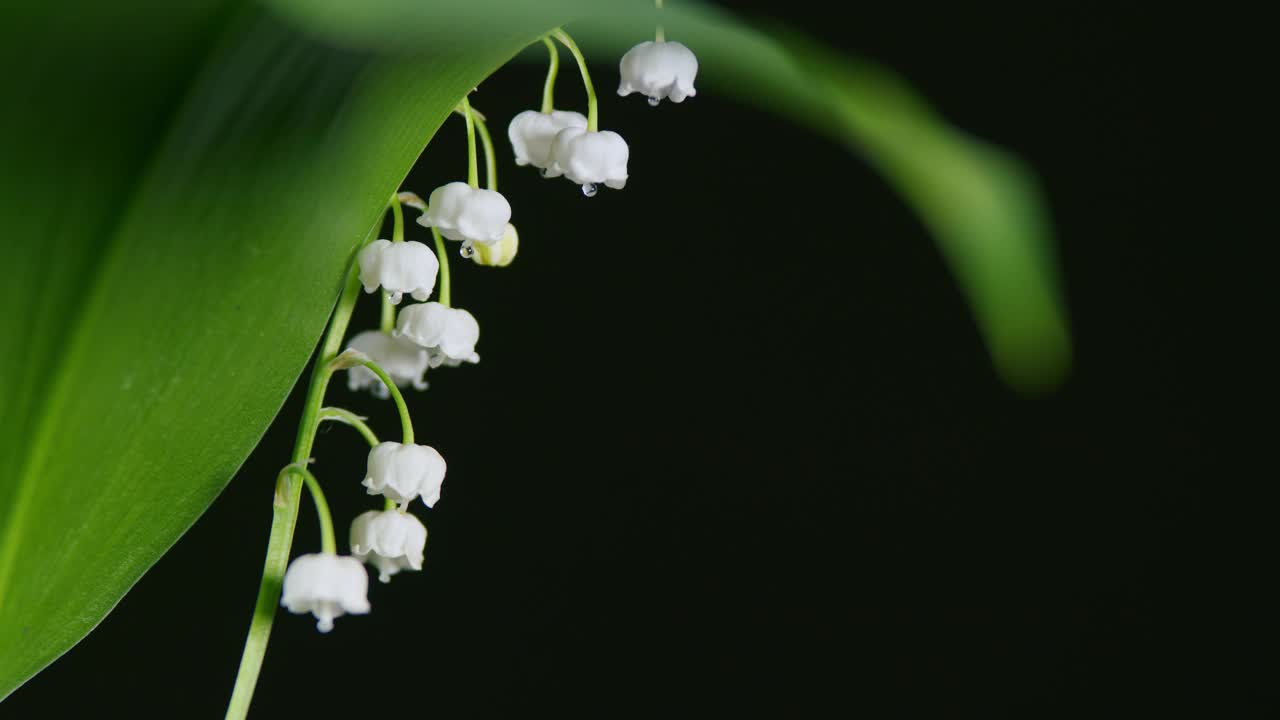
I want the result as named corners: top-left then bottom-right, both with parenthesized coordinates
top-left (0, 0), bottom-right (1069, 700)
top-left (0, 1), bottom-right (544, 699)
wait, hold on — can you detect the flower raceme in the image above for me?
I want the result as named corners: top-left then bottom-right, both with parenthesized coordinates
top-left (363, 441), bottom-right (447, 507)
top-left (344, 329), bottom-right (429, 397)
top-left (280, 554), bottom-right (371, 632)
top-left (418, 182), bottom-right (511, 246)
top-left (395, 302), bottom-right (481, 368)
top-left (548, 127), bottom-right (629, 193)
top-left (273, 30), bottom-right (666, 638)
top-left (239, 24), bottom-right (705, 717)
top-left (618, 40), bottom-right (699, 105)
top-left (508, 109), bottom-right (588, 170)
top-left (350, 509), bottom-right (428, 583)
top-left (357, 239), bottom-right (438, 304)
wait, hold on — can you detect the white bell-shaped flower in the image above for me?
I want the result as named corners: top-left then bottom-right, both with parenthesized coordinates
top-left (357, 239), bottom-right (439, 304)
top-left (350, 509), bottom-right (428, 583)
top-left (363, 441), bottom-right (447, 507)
top-left (618, 41), bottom-right (699, 104)
top-left (280, 553), bottom-right (370, 632)
top-left (509, 110), bottom-right (588, 170)
top-left (549, 127), bottom-right (629, 193)
top-left (417, 182), bottom-right (511, 246)
top-left (470, 223), bottom-right (518, 267)
top-left (394, 302), bottom-right (480, 368)
top-left (344, 330), bottom-right (429, 398)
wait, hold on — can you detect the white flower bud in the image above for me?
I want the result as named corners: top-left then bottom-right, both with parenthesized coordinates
top-left (280, 553), bottom-right (370, 632)
top-left (394, 302), bottom-right (480, 368)
top-left (470, 223), bottom-right (518, 267)
top-left (357, 239), bottom-right (439, 305)
top-left (618, 41), bottom-right (698, 104)
top-left (417, 182), bottom-right (511, 246)
top-left (508, 109), bottom-right (588, 170)
top-left (549, 128), bottom-right (629, 191)
top-left (363, 441), bottom-right (447, 507)
top-left (344, 330), bottom-right (429, 398)
top-left (350, 509), bottom-right (428, 583)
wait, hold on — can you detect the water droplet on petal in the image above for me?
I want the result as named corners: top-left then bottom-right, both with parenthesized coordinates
top-left (459, 242), bottom-right (476, 258)
top-left (647, 96), bottom-right (661, 107)
top-left (539, 167), bottom-right (551, 178)
top-left (581, 183), bottom-right (598, 197)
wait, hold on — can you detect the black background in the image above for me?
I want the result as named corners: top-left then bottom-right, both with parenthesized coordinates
top-left (5, 4), bottom-right (1257, 718)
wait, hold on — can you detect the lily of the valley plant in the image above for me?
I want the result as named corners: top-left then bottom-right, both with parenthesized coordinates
top-left (225, 15), bottom-right (697, 718)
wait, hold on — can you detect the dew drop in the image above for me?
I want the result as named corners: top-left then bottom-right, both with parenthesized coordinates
top-left (459, 242), bottom-right (476, 258)
top-left (582, 183), bottom-right (598, 197)
top-left (647, 96), bottom-right (661, 107)
top-left (539, 167), bottom-right (552, 178)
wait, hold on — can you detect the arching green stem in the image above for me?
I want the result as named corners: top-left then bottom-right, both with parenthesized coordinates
top-left (280, 464), bottom-right (336, 555)
top-left (432, 227), bottom-right (451, 307)
top-left (380, 194), bottom-right (404, 332)
top-left (656, 0), bottom-right (666, 42)
top-left (318, 407), bottom-right (380, 448)
top-left (459, 95), bottom-right (479, 188)
top-left (473, 111), bottom-right (497, 192)
top-left (540, 35), bottom-right (560, 113)
top-left (227, 246), bottom-right (367, 719)
top-left (451, 104), bottom-right (496, 190)
top-left (553, 29), bottom-right (597, 131)
top-left (329, 356), bottom-right (414, 445)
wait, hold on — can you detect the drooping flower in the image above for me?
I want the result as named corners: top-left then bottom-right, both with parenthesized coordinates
top-left (357, 239), bottom-right (439, 304)
top-left (508, 109), bottom-right (588, 170)
top-left (395, 302), bottom-right (480, 368)
top-left (350, 509), bottom-right (428, 583)
top-left (470, 223), bottom-right (519, 267)
top-left (548, 127), bottom-right (629, 194)
top-left (417, 182), bottom-right (511, 246)
top-left (363, 441), bottom-right (447, 507)
top-left (280, 553), bottom-right (371, 632)
top-left (618, 41), bottom-right (698, 105)
top-left (344, 330), bottom-right (430, 398)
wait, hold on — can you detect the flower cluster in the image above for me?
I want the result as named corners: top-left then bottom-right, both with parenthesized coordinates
top-left (280, 435), bottom-right (445, 631)
top-left (507, 28), bottom-right (698, 196)
top-left (277, 21), bottom-right (697, 634)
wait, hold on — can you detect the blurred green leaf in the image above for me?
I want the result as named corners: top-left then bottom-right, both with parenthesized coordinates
top-left (0, 1), bottom-right (542, 699)
top-left (785, 39), bottom-right (1072, 390)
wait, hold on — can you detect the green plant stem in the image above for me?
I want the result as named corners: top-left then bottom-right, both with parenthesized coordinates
top-left (380, 195), bottom-right (404, 332)
top-left (553, 29), bottom-right (597, 131)
top-left (281, 464), bottom-right (336, 555)
top-left (330, 357), bottom-right (414, 445)
top-left (317, 407), bottom-right (380, 447)
top-left (540, 35), bottom-right (559, 113)
top-left (460, 95), bottom-right (479, 188)
top-left (379, 295), bottom-right (394, 332)
top-left (473, 111), bottom-right (497, 192)
top-left (225, 256), bottom-right (364, 720)
top-left (656, 0), bottom-right (665, 42)
top-left (391, 196), bottom-right (404, 243)
top-left (432, 227), bottom-right (451, 307)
